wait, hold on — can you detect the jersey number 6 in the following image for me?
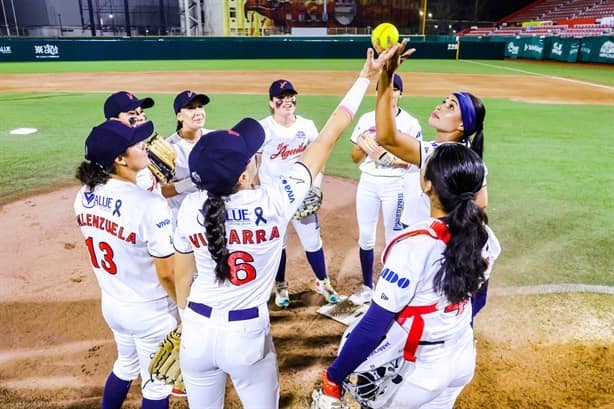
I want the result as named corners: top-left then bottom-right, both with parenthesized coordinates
top-left (227, 251), bottom-right (256, 286)
top-left (85, 236), bottom-right (118, 275)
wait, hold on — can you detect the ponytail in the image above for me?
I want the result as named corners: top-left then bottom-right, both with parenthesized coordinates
top-left (455, 92), bottom-right (486, 159)
top-left (75, 161), bottom-right (111, 192)
top-left (203, 195), bottom-right (231, 283)
top-left (468, 93), bottom-right (485, 158)
top-left (424, 144), bottom-right (488, 304)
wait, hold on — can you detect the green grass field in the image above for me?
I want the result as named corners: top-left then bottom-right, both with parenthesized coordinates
top-left (0, 59), bottom-right (612, 289)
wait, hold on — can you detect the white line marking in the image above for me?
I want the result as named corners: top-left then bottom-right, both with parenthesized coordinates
top-left (463, 60), bottom-right (614, 91)
top-left (491, 284), bottom-right (614, 296)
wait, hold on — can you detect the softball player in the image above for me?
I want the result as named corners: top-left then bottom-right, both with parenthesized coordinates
top-left (375, 43), bottom-right (492, 318)
top-left (160, 90), bottom-right (212, 229)
top-left (74, 120), bottom-right (178, 409)
top-left (313, 144), bottom-right (501, 409)
top-left (257, 79), bottom-right (338, 308)
top-left (348, 73), bottom-right (422, 305)
top-left (104, 90), bottom-right (160, 193)
top-left (172, 46), bottom-right (398, 409)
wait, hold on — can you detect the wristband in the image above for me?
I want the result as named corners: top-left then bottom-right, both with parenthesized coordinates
top-left (338, 77), bottom-right (370, 120)
top-left (322, 369), bottom-right (342, 399)
top-left (174, 178), bottom-right (196, 194)
top-left (178, 307), bottom-right (185, 322)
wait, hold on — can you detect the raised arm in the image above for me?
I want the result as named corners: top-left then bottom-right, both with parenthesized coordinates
top-left (375, 41), bottom-right (422, 165)
top-left (300, 45), bottom-right (402, 178)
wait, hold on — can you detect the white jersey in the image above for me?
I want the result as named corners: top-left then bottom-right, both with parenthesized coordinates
top-left (136, 168), bottom-right (161, 194)
top-left (166, 129), bottom-right (212, 224)
top-left (350, 109), bottom-right (422, 177)
top-left (174, 163), bottom-right (312, 311)
top-left (74, 178), bottom-right (174, 303)
top-left (374, 218), bottom-right (501, 342)
top-left (401, 140), bottom-right (489, 227)
top-left (258, 115), bottom-right (318, 185)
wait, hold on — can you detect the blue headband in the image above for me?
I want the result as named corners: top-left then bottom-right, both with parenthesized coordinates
top-left (454, 92), bottom-right (477, 138)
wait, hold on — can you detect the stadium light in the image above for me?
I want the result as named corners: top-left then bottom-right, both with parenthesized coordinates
top-left (420, 0), bottom-right (428, 35)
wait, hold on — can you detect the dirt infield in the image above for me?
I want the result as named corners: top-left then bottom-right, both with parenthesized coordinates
top-left (1, 70), bottom-right (613, 104)
top-left (0, 70), bottom-right (612, 408)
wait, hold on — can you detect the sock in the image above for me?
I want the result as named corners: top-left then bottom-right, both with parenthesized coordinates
top-left (275, 249), bottom-right (287, 282)
top-left (359, 248), bottom-right (374, 288)
top-left (101, 371), bottom-right (131, 409)
top-left (142, 396), bottom-right (169, 409)
top-left (306, 248), bottom-right (327, 281)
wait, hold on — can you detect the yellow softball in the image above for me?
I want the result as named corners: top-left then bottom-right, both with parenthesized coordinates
top-left (371, 23), bottom-right (399, 53)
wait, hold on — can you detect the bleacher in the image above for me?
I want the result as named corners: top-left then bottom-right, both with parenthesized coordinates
top-left (460, 0), bottom-right (614, 38)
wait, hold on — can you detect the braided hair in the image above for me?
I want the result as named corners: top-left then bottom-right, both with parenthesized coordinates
top-left (202, 195), bottom-right (231, 283)
top-left (424, 143), bottom-right (489, 304)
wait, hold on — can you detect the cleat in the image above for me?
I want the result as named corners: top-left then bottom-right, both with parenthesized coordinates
top-left (348, 285), bottom-right (373, 305)
top-left (274, 281), bottom-right (290, 308)
top-left (315, 278), bottom-right (340, 304)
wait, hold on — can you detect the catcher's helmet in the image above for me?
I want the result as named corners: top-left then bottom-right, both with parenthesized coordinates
top-left (339, 320), bottom-right (410, 408)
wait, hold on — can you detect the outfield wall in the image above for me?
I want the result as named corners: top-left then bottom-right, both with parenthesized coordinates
top-left (0, 36), bottom-right (504, 62)
top-left (501, 36), bottom-right (614, 63)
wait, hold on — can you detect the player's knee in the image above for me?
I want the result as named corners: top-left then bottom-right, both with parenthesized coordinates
top-left (358, 236), bottom-right (375, 250)
top-left (141, 378), bottom-right (172, 401)
top-left (112, 357), bottom-right (140, 381)
top-left (302, 237), bottom-right (323, 252)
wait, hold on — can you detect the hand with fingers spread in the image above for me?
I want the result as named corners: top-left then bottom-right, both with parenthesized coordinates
top-left (359, 43), bottom-right (406, 81)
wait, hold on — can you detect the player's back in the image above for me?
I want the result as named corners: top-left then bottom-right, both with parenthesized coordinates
top-left (74, 179), bottom-right (174, 303)
top-left (175, 164), bottom-right (312, 311)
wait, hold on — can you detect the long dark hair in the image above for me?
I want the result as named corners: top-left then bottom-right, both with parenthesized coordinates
top-left (424, 144), bottom-right (488, 304)
top-left (203, 195), bottom-right (231, 283)
top-left (467, 93), bottom-right (486, 158)
top-left (75, 161), bottom-right (112, 192)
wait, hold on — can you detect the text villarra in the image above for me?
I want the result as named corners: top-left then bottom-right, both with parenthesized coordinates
top-left (76, 213), bottom-right (137, 244)
top-left (189, 226), bottom-right (281, 247)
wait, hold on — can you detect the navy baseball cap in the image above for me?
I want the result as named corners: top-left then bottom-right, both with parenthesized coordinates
top-left (173, 90), bottom-right (210, 114)
top-left (393, 74), bottom-right (404, 92)
top-left (269, 79), bottom-right (298, 100)
top-left (375, 74), bottom-right (404, 93)
top-left (85, 120), bottom-right (154, 169)
top-left (189, 118), bottom-right (265, 196)
top-left (104, 91), bottom-right (154, 119)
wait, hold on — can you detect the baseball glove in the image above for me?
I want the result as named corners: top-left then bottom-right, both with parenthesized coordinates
top-left (149, 329), bottom-right (182, 388)
top-left (294, 186), bottom-right (323, 220)
top-left (146, 134), bottom-right (176, 184)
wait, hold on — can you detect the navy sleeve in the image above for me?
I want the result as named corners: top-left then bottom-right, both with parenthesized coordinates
top-left (471, 279), bottom-right (489, 320)
top-left (327, 302), bottom-right (396, 384)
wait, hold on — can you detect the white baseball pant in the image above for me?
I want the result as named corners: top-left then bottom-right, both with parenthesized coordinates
top-left (180, 303), bottom-right (279, 409)
top-left (101, 295), bottom-right (178, 400)
top-left (356, 173), bottom-right (405, 249)
top-left (384, 327), bottom-right (475, 409)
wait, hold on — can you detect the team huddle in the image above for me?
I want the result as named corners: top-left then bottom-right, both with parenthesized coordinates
top-left (74, 41), bottom-right (501, 409)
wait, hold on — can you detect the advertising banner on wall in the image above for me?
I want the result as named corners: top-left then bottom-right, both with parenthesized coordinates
top-left (579, 36), bottom-right (614, 63)
top-left (548, 37), bottom-right (580, 62)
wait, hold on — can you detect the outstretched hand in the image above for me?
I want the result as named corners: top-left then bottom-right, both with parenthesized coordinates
top-left (359, 42), bottom-right (406, 81)
top-left (382, 39), bottom-right (415, 76)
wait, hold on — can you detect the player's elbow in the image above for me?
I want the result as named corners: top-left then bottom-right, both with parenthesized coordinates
top-left (375, 130), bottom-right (394, 147)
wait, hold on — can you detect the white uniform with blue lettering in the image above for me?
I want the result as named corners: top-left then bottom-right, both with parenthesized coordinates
top-left (258, 115), bottom-right (323, 252)
top-left (401, 140), bottom-right (488, 227)
top-left (73, 179), bottom-right (177, 400)
top-left (173, 163), bottom-right (312, 409)
top-left (166, 128), bottom-right (212, 229)
top-left (371, 219), bottom-right (500, 409)
top-left (350, 109), bottom-right (422, 247)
